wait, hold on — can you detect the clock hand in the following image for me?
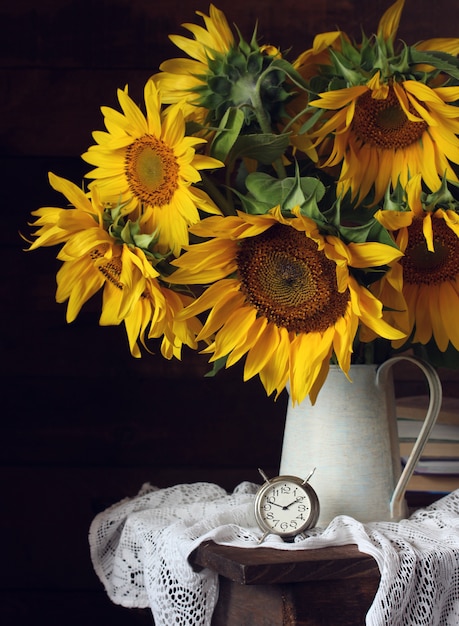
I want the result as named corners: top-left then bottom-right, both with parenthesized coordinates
top-left (283, 498), bottom-right (301, 509)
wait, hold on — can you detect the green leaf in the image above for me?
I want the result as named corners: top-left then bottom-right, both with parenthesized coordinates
top-left (238, 195), bottom-right (272, 215)
top-left (299, 176), bottom-right (326, 203)
top-left (228, 132), bottom-right (290, 165)
top-left (210, 107), bottom-right (245, 162)
top-left (244, 171), bottom-right (326, 215)
top-left (297, 106), bottom-right (325, 134)
top-left (231, 187), bottom-right (273, 214)
top-left (409, 49), bottom-right (459, 80)
top-left (245, 172), bottom-right (291, 205)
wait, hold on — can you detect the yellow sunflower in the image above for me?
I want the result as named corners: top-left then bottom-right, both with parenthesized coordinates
top-left (81, 79), bottom-right (222, 257)
top-left (27, 173), bottom-right (202, 360)
top-left (376, 179), bottom-right (459, 353)
top-left (152, 4), bottom-right (291, 135)
top-left (169, 207), bottom-right (405, 404)
top-left (295, 0), bottom-right (459, 204)
top-left (310, 78), bottom-right (459, 204)
top-left (153, 4), bottom-right (234, 123)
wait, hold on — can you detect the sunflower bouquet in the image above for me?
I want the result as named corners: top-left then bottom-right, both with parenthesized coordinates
top-left (26, 0), bottom-right (459, 405)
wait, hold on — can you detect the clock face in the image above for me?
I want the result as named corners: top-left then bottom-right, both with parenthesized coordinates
top-left (254, 475), bottom-right (319, 537)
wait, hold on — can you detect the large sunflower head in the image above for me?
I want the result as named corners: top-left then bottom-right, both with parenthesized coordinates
top-left (81, 79), bottom-right (223, 257)
top-left (289, 0), bottom-right (459, 205)
top-left (169, 206), bottom-right (404, 404)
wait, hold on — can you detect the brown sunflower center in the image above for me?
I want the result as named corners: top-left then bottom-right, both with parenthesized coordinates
top-left (125, 135), bottom-right (179, 206)
top-left (236, 224), bottom-right (349, 333)
top-left (91, 246), bottom-right (124, 290)
top-left (402, 217), bottom-right (459, 285)
top-left (352, 88), bottom-right (427, 150)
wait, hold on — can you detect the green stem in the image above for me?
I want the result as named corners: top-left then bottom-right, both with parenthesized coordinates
top-left (200, 171), bottom-right (236, 216)
top-left (251, 77), bottom-right (287, 179)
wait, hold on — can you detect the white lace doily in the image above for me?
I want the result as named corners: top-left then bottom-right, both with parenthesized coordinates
top-left (89, 482), bottom-right (459, 626)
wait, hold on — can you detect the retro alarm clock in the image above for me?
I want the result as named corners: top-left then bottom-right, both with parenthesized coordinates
top-left (254, 468), bottom-right (320, 542)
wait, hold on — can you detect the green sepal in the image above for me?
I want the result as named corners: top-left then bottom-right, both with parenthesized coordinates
top-left (380, 178), bottom-right (409, 213)
top-left (247, 49), bottom-right (264, 75)
top-left (359, 33), bottom-right (378, 72)
top-left (328, 48), bottom-right (367, 86)
top-left (341, 33), bottom-right (370, 70)
top-left (107, 211), bottom-right (169, 265)
top-left (268, 57), bottom-right (310, 92)
top-left (286, 176), bottom-right (326, 214)
top-left (422, 176), bottom-right (459, 212)
top-left (387, 44), bottom-right (412, 76)
top-left (207, 75), bottom-right (232, 97)
top-left (204, 355), bottom-right (228, 377)
top-left (339, 218), bottom-right (399, 248)
top-left (322, 190), bottom-right (401, 248)
top-left (120, 221), bottom-right (168, 262)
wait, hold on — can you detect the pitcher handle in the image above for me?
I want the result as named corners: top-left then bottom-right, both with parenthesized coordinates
top-left (376, 355), bottom-right (443, 520)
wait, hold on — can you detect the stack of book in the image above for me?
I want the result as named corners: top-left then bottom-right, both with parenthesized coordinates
top-left (397, 395), bottom-right (459, 496)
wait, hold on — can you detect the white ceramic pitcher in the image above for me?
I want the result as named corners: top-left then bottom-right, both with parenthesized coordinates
top-left (279, 356), bottom-right (443, 526)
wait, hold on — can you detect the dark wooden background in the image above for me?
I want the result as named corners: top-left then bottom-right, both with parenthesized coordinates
top-left (2, 1), bottom-right (458, 624)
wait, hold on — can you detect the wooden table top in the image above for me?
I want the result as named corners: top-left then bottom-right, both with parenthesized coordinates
top-left (190, 540), bottom-right (380, 585)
